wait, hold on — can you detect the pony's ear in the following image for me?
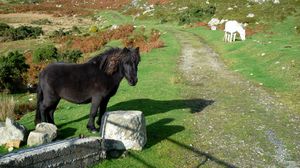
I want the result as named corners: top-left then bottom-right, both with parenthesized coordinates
top-left (136, 47), bottom-right (139, 53)
top-left (123, 47), bottom-right (130, 53)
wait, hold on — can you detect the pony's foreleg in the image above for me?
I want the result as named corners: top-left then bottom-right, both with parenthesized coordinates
top-left (96, 97), bottom-right (110, 126)
top-left (87, 97), bottom-right (102, 132)
top-left (47, 99), bottom-right (60, 124)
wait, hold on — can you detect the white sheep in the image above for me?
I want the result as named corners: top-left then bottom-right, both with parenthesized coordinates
top-left (224, 20), bottom-right (246, 42)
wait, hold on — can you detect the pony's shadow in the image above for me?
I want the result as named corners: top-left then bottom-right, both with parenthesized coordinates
top-left (57, 98), bottom-right (214, 143)
top-left (58, 98), bottom-right (214, 128)
top-left (56, 127), bottom-right (77, 140)
top-left (146, 118), bottom-right (184, 148)
top-left (109, 98), bottom-right (215, 116)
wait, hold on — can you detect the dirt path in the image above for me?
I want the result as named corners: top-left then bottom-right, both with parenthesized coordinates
top-left (175, 30), bottom-right (300, 167)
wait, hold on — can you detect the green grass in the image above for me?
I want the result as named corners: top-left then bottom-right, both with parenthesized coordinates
top-left (0, 2), bottom-right (300, 166)
top-left (185, 15), bottom-right (300, 106)
top-left (0, 39), bottom-right (52, 55)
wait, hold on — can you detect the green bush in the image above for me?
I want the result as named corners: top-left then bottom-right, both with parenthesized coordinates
top-left (0, 23), bottom-right (11, 40)
top-left (33, 44), bottom-right (58, 63)
top-left (0, 25), bottom-right (43, 41)
top-left (50, 28), bottom-right (71, 38)
top-left (72, 26), bottom-right (82, 34)
top-left (0, 23), bottom-right (10, 32)
top-left (178, 5), bottom-right (216, 25)
top-left (59, 50), bottom-right (83, 63)
top-left (6, 0), bottom-right (42, 4)
top-left (296, 26), bottom-right (300, 34)
top-left (0, 51), bottom-right (29, 92)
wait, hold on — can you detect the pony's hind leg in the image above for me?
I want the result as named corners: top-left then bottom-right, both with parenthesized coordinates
top-left (40, 92), bottom-right (60, 124)
top-left (46, 98), bottom-right (60, 124)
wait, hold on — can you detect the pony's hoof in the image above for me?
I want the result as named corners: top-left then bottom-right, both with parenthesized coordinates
top-left (88, 127), bottom-right (99, 134)
top-left (91, 130), bottom-right (98, 134)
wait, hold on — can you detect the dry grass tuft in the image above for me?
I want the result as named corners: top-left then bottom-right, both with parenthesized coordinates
top-left (0, 95), bottom-right (15, 122)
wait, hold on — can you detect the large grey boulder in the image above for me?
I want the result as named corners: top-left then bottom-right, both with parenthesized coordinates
top-left (0, 118), bottom-right (26, 146)
top-left (100, 111), bottom-right (147, 151)
top-left (27, 122), bottom-right (57, 146)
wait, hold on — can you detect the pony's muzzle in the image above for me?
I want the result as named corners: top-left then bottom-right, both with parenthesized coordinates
top-left (129, 78), bottom-right (138, 86)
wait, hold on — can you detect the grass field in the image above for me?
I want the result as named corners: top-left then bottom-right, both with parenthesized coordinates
top-left (0, 0), bottom-right (300, 167)
top-left (185, 15), bottom-right (300, 110)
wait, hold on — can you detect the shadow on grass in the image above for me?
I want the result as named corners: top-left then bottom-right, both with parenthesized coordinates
top-left (57, 98), bottom-right (214, 128)
top-left (57, 115), bottom-right (89, 128)
top-left (167, 138), bottom-right (238, 168)
top-left (56, 127), bottom-right (77, 140)
top-left (146, 118), bottom-right (184, 148)
top-left (124, 137), bottom-right (237, 168)
top-left (109, 98), bottom-right (214, 116)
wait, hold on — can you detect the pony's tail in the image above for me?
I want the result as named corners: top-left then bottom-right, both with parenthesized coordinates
top-left (35, 82), bottom-right (43, 125)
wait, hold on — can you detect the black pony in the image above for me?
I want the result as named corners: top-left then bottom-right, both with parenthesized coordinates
top-left (35, 47), bottom-right (140, 132)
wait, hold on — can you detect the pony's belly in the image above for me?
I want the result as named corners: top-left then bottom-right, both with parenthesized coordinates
top-left (63, 97), bottom-right (92, 104)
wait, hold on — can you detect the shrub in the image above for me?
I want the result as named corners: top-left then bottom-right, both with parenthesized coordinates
top-left (24, 51), bottom-right (48, 85)
top-left (31, 19), bottom-right (52, 25)
top-left (296, 26), bottom-right (300, 34)
top-left (59, 50), bottom-right (83, 63)
top-left (0, 25), bottom-right (43, 41)
top-left (50, 28), bottom-right (71, 38)
top-left (72, 26), bottom-right (81, 34)
top-left (0, 95), bottom-right (15, 121)
top-left (178, 5), bottom-right (216, 25)
top-left (0, 22), bottom-right (10, 32)
top-left (33, 44), bottom-right (58, 63)
top-left (0, 51), bottom-right (29, 92)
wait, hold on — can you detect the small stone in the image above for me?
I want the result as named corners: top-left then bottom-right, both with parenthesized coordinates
top-left (5, 140), bottom-right (21, 148)
top-left (247, 13), bottom-right (255, 18)
top-left (8, 147), bottom-right (13, 152)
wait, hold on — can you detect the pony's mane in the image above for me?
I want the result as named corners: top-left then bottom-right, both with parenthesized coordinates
top-left (87, 47), bottom-right (129, 75)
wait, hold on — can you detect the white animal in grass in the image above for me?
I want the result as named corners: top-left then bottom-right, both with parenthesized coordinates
top-left (224, 20), bottom-right (246, 42)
